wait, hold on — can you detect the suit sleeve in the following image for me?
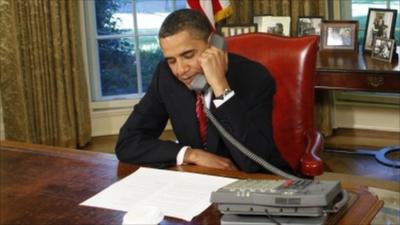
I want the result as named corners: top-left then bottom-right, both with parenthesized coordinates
top-left (115, 63), bottom-right (182, 168)
top-left (211, 62), bottom-right (292, 173)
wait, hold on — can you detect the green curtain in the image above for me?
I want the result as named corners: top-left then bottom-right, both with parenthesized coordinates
top-left (0, 0), bottom-right (91, 147)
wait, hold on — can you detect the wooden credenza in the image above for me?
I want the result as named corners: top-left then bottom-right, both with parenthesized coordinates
top-left (316, 51), bottom-right (400, 92)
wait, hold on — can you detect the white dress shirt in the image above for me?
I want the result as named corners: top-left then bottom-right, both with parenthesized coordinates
top-left (176, 87), bottom-right (235, 165)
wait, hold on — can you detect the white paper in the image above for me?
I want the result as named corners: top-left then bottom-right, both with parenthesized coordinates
top-left (80, 167), bottom-right (237, 221)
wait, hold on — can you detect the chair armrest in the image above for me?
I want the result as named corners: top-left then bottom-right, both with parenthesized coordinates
top-left (300, 131), bottom-right (324, 177)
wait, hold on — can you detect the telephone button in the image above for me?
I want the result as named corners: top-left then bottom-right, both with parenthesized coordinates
top-left (283, 179), bottom-right (294, 188)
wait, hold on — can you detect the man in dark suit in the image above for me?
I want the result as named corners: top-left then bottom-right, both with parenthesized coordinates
top-left (115, 9), bottom-right (291, 173)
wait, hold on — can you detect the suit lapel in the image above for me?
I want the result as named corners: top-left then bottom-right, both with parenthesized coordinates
top-left (206, 121), bottom-right (220, 154)
top-left (204, 100), bottom-right (218, 154)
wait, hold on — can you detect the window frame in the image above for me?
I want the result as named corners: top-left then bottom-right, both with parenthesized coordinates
top-left (83, 0), bottom-right (164, 103)
top-left (341, 0), bottom-right (399, 39)
top-left (82, 0), bottom-right (186, 116)
top-left (336, 0), bottom-right (399, 106)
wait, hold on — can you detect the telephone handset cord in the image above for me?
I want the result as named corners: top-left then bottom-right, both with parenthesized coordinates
top-left (203, 97), bottom-right (350, 214)
top-left (202, 101), bottom-right (300, 180)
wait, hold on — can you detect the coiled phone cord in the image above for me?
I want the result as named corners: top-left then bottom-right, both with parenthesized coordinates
top-left (203, 98), bottom-right (349, 214)
top-left (203, 104), bottom-right (300, 180)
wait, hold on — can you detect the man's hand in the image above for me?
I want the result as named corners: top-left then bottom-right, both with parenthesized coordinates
top-left (198, 46), bottom-right (230, 97)
top-left (184, 148), bottom-right (238, 171)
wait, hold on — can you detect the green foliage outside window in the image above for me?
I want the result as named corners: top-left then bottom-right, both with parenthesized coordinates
top-left (95, 0), bottom-right (163, 96)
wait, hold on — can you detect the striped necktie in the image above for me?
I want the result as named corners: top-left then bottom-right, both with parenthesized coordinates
top-left (195, 93), bottom-right (207, 147)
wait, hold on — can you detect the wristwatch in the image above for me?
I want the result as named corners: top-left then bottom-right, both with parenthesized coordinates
top-left (215, 88), bottom-right (233, 100)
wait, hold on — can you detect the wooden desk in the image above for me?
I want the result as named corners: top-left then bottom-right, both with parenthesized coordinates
top-left (0, 141), bottom-right (383, 225)
top-left (316, 51), bottom-right (400, 92)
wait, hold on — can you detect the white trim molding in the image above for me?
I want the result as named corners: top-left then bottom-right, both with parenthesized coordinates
top-left (333, 91), bottom-right (400, 132)
top-left (91, 106), bottom-right (172, 137)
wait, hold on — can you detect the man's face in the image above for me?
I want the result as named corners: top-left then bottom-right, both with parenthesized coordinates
top-left (160, 30), bottom-right (208, 89)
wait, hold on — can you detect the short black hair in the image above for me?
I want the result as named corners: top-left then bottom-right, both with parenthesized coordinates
top-left (158, 9), bottom-right (212, 42)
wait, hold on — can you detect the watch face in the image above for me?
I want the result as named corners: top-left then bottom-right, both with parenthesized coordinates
top-left (216, 89), bottom-right (232, 100)
top-left (223, 89), bottom-right (232, 96)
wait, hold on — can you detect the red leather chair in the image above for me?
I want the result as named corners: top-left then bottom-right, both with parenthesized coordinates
top-left (226, 33), bottom-right (323, 177)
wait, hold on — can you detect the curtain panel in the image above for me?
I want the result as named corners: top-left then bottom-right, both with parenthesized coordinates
top-left (0, 0), bottom-right (91, 147)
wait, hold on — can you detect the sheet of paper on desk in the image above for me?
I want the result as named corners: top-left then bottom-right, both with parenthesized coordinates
top-left (80, 167), bottom-right (237, 221)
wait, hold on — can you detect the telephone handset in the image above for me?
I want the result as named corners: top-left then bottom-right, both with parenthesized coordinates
top-left (190, 33), bottom-right (227, 92)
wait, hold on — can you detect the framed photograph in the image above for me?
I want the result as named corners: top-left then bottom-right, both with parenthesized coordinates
top-left (297, 16), bottom-right (323, 36)
top-left (253, 14), bottom-right (271, 19)
top-left (219, 24), bottom-right (257, 37)
top-left (363, 8), bottom-right (397, 52)
top-left (371, 38), bottom-right (395, 62)
top-left (253, 15), bottom-right (291, 36)
top-left (320, 20), bottom-right (358, 51)
top-left (253, 14), bottom-right (271, 28)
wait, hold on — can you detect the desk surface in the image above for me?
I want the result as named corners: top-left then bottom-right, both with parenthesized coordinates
top-left (316, 51), bottom-right (400, 92)
top-left (0, 141), bottom-right (383, 225)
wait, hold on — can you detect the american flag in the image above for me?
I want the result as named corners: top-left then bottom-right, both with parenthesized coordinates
top-left (186, 0), bottom-right (232, 28)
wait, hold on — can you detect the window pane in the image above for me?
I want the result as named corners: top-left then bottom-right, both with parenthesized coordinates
top-left (89, 0), bottom-right (186, 100)
top-left (95, 0), bottom-right (134, 35)
top-left (351, 0), bottom-right (387, 44)
top-left (391, 1), bottom-right (400, 42)
top-left (136, 0), bottom-right (186, 35)
top-left (139, 36), bottom-right (163, 92)
top-left (98, 38), bottom-right (137, 96)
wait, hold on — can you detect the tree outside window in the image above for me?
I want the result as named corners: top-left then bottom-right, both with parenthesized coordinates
top-left (86, 0), bottom-right (185, 100)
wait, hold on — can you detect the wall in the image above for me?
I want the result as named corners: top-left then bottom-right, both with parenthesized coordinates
top-left (88, 94), bottom-right (400, 136)
top-left (333, 92), bottom-right (400, 132)
top-left (334, 104), bottom-right (400, 132)
top-left (80, 0), bottom-right (399, 137)
top-left (90, 99), bottom-right (172, 136)
top-left (3, 1), bottom-right (396, 139)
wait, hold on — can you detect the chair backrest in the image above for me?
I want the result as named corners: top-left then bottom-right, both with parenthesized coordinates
top-left (226, 33), bottom-right (322, 175)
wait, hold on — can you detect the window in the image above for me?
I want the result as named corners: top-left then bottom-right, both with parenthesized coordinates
top-left (343, 0), bottom-right (399, 44)
top-left (335, 0), bottom-right (399, 111)
top-left (84, 0), bottom-right (186, 101)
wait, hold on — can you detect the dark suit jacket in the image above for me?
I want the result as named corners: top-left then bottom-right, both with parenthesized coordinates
top-left (115, 53), bottom-right (292, 173)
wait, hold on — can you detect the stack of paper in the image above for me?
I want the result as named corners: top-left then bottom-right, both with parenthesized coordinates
top-left (80, 167), bottom-right (237, 221)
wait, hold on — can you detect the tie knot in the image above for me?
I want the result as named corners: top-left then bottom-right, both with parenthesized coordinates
top-left (196, 93), bottom-right (203, 106)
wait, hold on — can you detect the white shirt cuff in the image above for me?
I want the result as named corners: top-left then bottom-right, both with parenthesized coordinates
top-left (213, 91), bottom-right (235, 108)
top-left (176, 146), bottom-right (190, 165)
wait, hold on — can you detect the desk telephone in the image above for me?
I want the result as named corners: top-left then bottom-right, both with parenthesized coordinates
top-left (199, 34), bottom-right (349, 225)
top-left (210, 179), bottom-right (348, 225)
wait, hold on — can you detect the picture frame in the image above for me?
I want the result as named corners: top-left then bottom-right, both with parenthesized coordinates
top-left (371, 38), bottom-right (395, 62)
top-left (320, 20), bottom-right (358, 52)
top-left (363, 8), bottom-right (397, 52)
top-left (219, 24), bottom-right (257, 37)
top-left (253, 14), bottom-right (271, 28)
top-left (253, 15), bottom-right (291, 36)
top-left (297, 16), bottom-right (323, 36)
